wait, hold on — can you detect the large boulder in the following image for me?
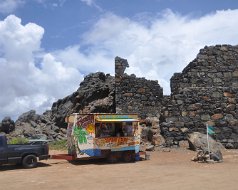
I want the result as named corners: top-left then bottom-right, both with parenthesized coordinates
top-left (17, 110), bottom-right (41, 123)
top-left (188, 132), bottom-right (224, 162)
top-left (188, 132), bottom-right (224, 152)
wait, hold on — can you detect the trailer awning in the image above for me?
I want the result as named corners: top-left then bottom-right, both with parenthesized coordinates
top-left (95, 118), bottom-right (139, 122)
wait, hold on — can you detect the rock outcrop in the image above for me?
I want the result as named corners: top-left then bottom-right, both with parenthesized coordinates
top-left (10, 110), bottom-right (66, 140)
top-left (51, 72), bottom-right (115, 128)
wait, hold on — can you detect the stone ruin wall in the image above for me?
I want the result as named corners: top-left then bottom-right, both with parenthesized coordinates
top-left (161, 45), bottom-right (238, 148)
top-left (115, 45), bottom-right (238, 148)
top-left (115, 56), bottom-right (163, 119)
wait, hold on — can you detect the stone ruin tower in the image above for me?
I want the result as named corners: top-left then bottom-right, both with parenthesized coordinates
top-left (115, 56), bottom-right (163, 119)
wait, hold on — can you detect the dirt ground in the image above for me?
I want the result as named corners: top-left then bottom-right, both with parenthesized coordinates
top-left (1, 148), bottom-right (238, 190)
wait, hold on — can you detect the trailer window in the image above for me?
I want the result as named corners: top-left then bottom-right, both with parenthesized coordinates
top-left (114, 123), bottom-right (123, 137)
top-left (122, 122), bottom-right (134, 137)
top-left (95, 123), bottom-right (115, 138)
top-left (95, 122), bottom-right (136, 138)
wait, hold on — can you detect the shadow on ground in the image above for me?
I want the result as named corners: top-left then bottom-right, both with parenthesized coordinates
top-left (67, 158), bottom-right (138, 166)
top-left (0, 162), bottom-right (51, 171)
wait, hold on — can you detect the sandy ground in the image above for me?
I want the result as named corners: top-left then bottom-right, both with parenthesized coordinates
top-left (1, 148), bottom-right (238, 190)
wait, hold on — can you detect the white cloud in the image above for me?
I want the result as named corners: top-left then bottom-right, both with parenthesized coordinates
top-left (0, 15), bottom-right (83, 120)
top-left (0, 0), bottom-right (24, 14)
top-left (53, 45), bottom-right (114, 74)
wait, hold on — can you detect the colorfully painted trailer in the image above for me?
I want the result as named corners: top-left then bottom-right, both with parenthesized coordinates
top-left (64, 113), bottom-right (141, 162)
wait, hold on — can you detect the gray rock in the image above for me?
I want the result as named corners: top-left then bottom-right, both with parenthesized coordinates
top-left (187, 132), bottom-right (224, 152)
top-left (152, 134), bottom-right (165, 146)
top-left (17, 110), bottom-right (40, 123)
top-left (146, 144), bottom-right (155, 151)
top-left (225, 143), bottom-right (234, 149)
top-left (210, 150), bottom-right (223, 161)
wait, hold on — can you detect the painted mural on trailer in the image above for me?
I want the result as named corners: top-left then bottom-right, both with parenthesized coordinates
top-left (94, 136), bottom-right (140, 153)
top-left (71, 114), bottom-right (96, 158)
top-left (67, 114), bottom-right (141, 159)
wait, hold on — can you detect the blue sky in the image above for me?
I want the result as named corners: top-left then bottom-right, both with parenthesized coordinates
top-left (1, 0), bottom-right (238, 120)
top-left (7, 0), bottom-right (238, 50)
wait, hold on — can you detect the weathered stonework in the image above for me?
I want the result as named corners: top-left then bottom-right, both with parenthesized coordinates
top-left (114, 45), bottom-right (238, 148)
top-left (115, 57), bottom-right (163, 119)
top-left (161, 45), bottom-right (238, 148)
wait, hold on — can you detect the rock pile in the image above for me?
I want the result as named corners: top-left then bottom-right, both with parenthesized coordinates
top-left (139, 117), bottom-right (165, 151)
top-left (8, 110), bottom-right (66, 140)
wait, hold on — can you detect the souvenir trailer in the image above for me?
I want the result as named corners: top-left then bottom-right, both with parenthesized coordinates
top-left (65, 113), bottom-right (141, 162)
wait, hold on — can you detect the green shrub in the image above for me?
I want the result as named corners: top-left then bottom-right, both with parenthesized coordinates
top-left (8, 137), bottom-right (29, 144)
top-left (49, 139), bottom-right (67, 150)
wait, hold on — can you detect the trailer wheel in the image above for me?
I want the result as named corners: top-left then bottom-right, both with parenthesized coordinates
top-left (22, 155), bottom-right (37, 169)
top-left (123, 151), bottom-right (135, 162)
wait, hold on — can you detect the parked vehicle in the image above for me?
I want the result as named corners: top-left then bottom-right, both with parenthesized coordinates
top-left (0, 134), bottom-right (49, 168)
top-left (64, 113), bottom-right (142, 163)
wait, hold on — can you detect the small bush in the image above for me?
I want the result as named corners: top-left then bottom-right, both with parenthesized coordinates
top-left (49, 139), bottom-right (67, 150)
top-left (8, 137), bottom-right (29, 144)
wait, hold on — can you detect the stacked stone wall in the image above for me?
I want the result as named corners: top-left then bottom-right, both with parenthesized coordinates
top-left (171, 45), bottom-right (238, 94)
top-left (161, 45), bottom-right (238, 148)
top-left (115, 57), bottom-right (163, 119)
top-left (114, 45), bottom-right (238, 148)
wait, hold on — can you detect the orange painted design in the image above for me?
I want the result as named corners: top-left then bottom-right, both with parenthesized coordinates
top-left (86, 124), bottom-right (95, 134)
